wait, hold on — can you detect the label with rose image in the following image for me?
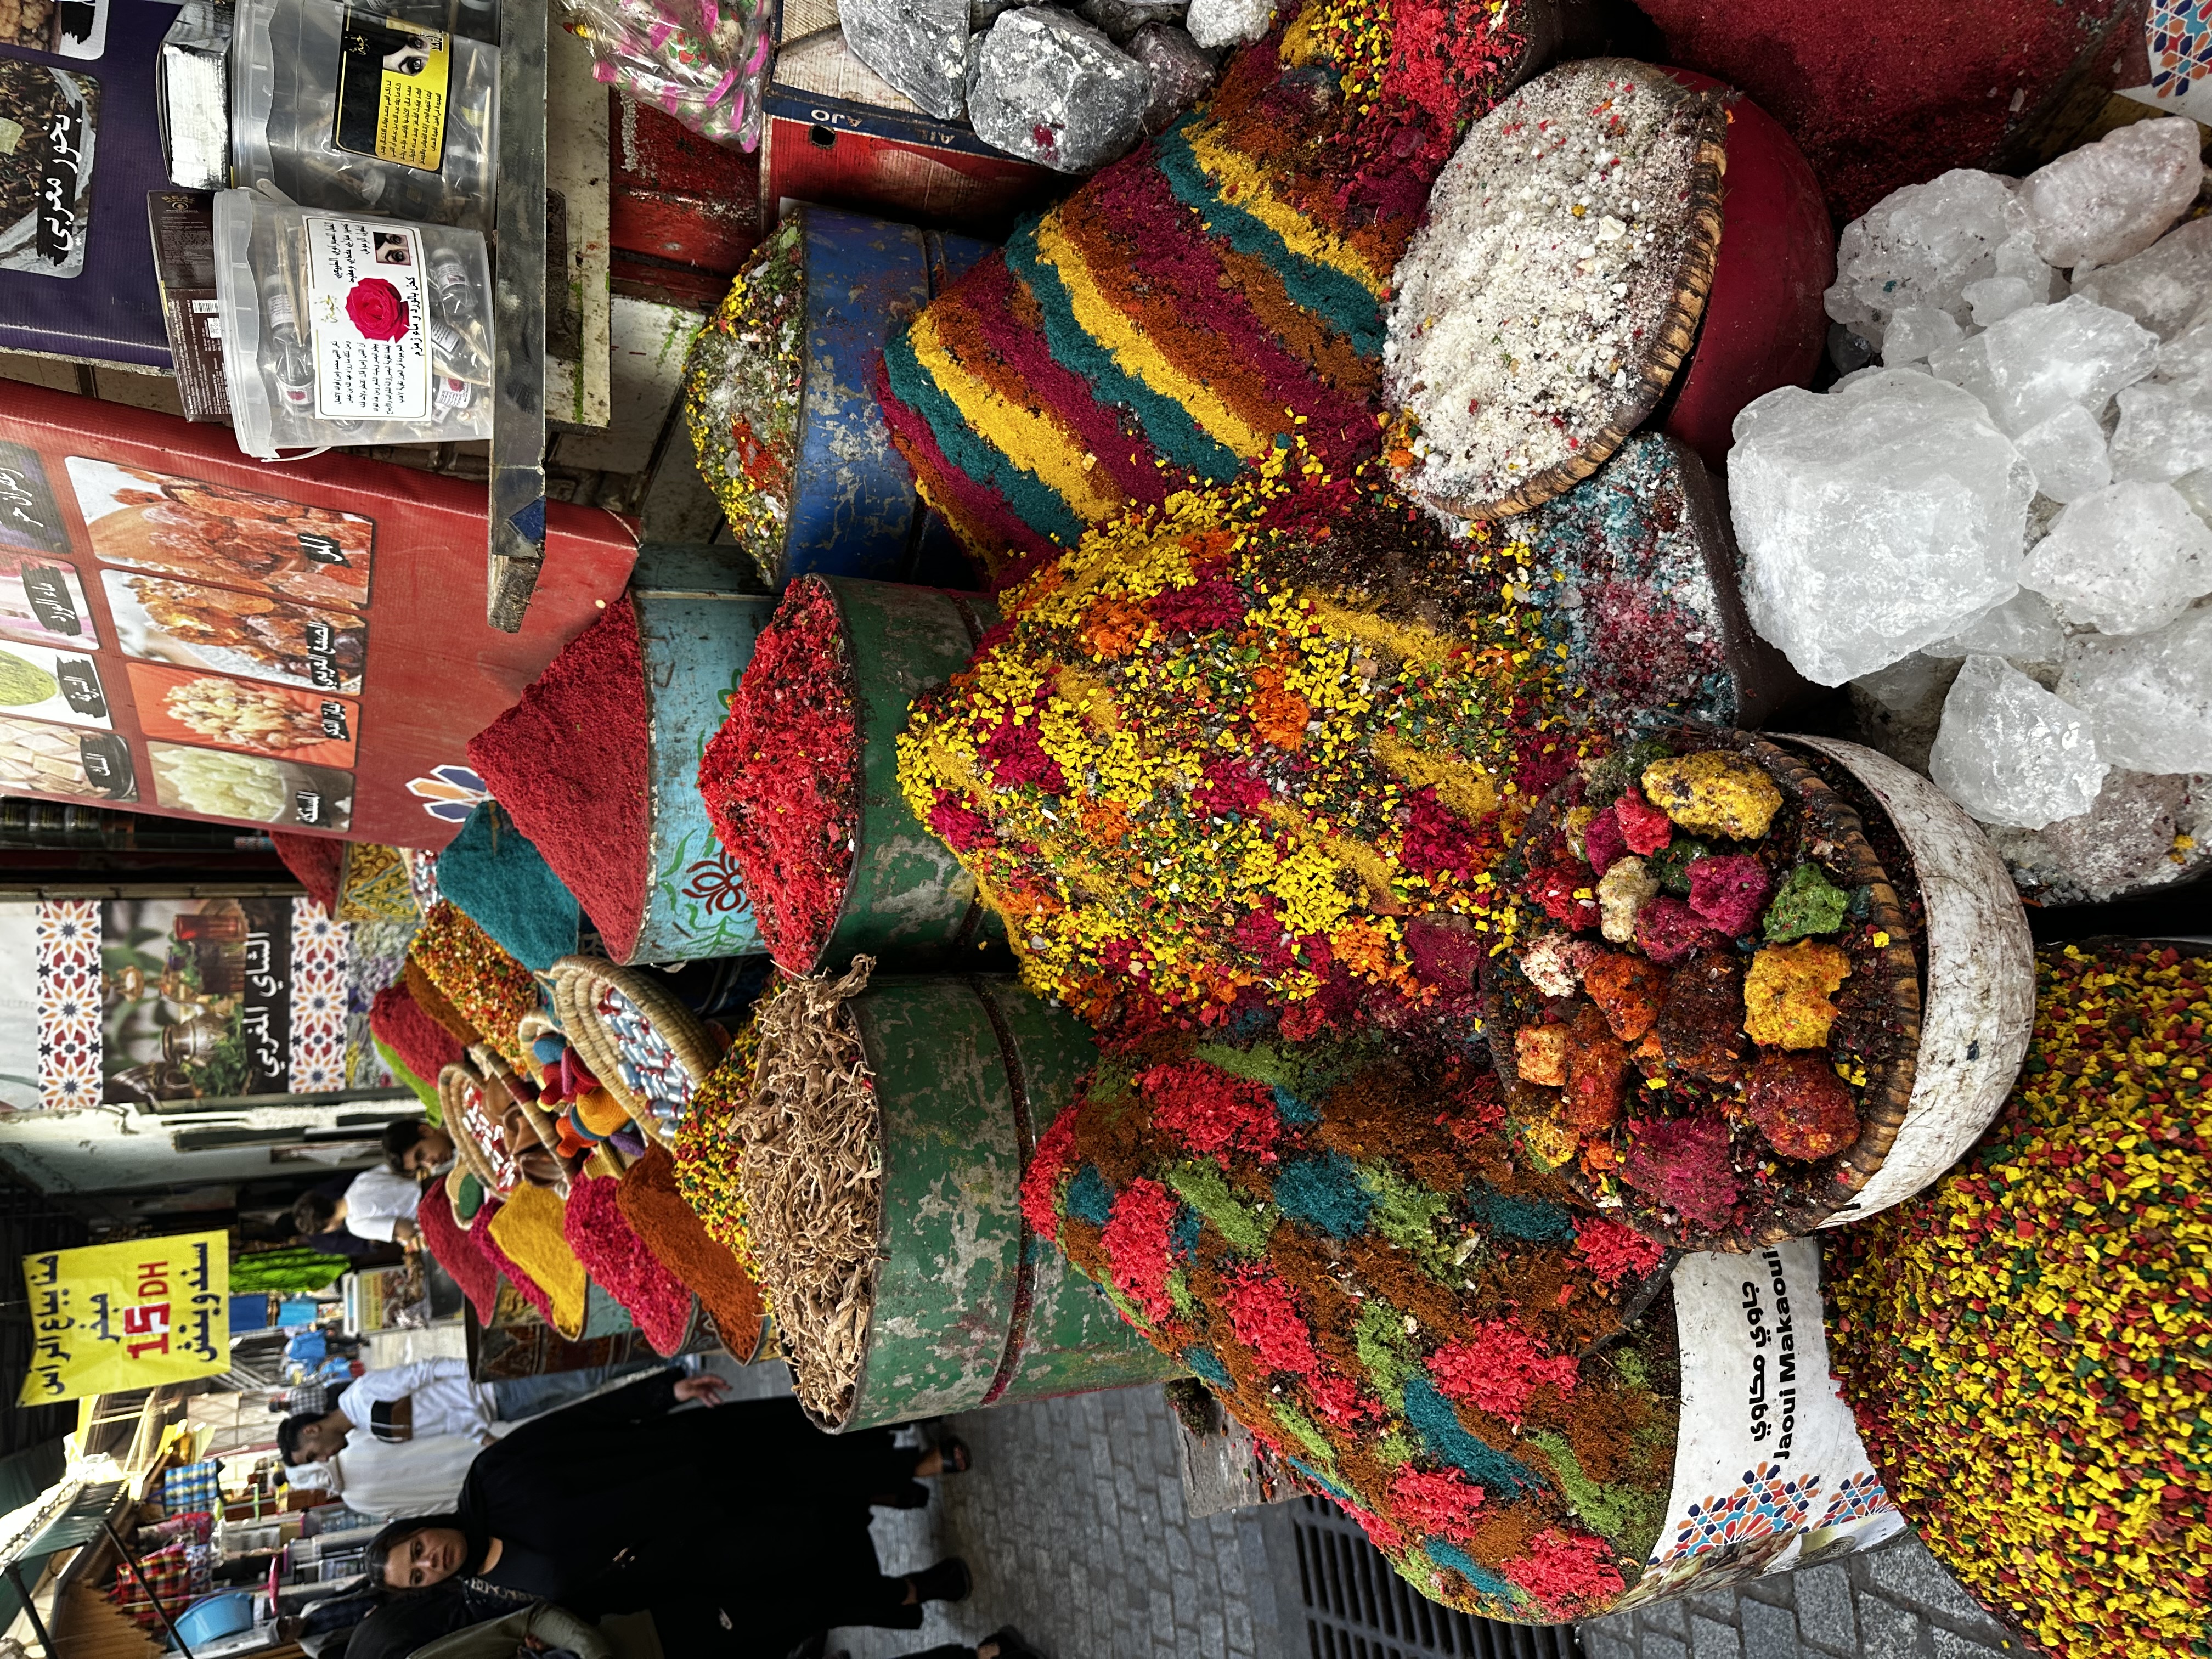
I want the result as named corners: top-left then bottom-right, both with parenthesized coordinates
top-left (304, 215), bottom-right (428, 421)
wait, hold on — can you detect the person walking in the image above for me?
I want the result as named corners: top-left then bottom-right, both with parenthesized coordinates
top-left (354, 1368), bottom-right (970, 1659)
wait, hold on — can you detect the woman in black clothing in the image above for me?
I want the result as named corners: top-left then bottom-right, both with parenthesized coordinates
top-left (354, 1368), bottom-right (969, 1659)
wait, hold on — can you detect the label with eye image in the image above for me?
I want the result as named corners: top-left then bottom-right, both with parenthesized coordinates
top-left (334, 8), bottom-right (450, 171)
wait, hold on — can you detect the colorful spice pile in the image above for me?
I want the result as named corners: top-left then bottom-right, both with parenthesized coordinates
top-left (682, 218), bottom-right (806, 586)
top-left (876, 0), bottom-right (1553, 574)
top-left (1384, 60), bottom-right (1724, 521)
top-left (1826, 940), bottom-right (2212, 1659)
top-left (434, 802), bottom-right (583, 974)
top-left (733, 960), bottom-right (883, 1422)
top-left (619, 1144), bottom-right (769, 1357)
top-left (1026, 1034), bottom-right (1679, 1619)
top-left (404, 957), bottom-right (479, 1047)
top-left (1487, 727), bottom-right (1923, 1248)
top-left (466, 603), bottom-right (652, 960)
top-left (271, 831), bottom-right (346, 913)
top-left (418, 1176), bottom-right (503, 1323)
top-left (897, 435), bottom-right (1767, 1040)
top-left (673, 1015), bottom-right (768, 1294)
top-left (409, 902), bottom-right (544, 1070)
top-left (369, 979), bottom-right (465, 1092)
top-left (562, 1173), bottom-right (696, 1355)
top-left (485, 1184), bottom-right (591, 1338)
top-left (698, 579), bottom-right (861, 971)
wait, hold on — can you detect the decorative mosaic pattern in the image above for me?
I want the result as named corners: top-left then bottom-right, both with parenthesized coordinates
top-left (35, 900), bottom-right (101, 1109)
top-left (338, 842), bottom-right (420, 924)
top-left (1815, 1470), bottom-right (1894, 1530)
top-left (407, 763), bottom-right (490, 825)
top-left (289, 898), bottom-right (351, 1092)
top-left (597, 985), bottom-right (692, 1127)
top-left (1657, 1463), bottom-right (1821, 1565)
top-left (2150, 0), bottom-right (2212, 98)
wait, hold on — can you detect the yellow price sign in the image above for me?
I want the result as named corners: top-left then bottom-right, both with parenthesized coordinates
top-left (18, 1232), bottom-right (230, 1405)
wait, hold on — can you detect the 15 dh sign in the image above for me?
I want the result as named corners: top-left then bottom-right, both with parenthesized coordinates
top-left (17, 1231), bottom-right (229, 1404)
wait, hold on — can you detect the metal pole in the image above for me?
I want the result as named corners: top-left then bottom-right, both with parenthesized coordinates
top-left (7, 1561), bottom-right (58, 1659)
top-left (101, 1520), bottom-right (195, 1659)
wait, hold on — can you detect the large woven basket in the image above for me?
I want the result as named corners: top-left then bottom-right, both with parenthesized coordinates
top-left (548, 957), bottom-right (724, 1149)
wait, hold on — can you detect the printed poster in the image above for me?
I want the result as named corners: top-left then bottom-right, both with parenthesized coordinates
top-left (0, 895), bottom-right (356, 1113)
top-left (18, 1232), bottom-right (229, 1404)
top-left (0, 384), bottom-right (636, 848)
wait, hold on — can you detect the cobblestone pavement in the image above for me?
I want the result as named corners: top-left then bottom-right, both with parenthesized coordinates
top-left (712, 1362), bottom-right (2025, 1659)
top-left (1576, 1532), bottom-right (2027, 1659)
top-left (835, 1382), bottom-right (1288, 1659)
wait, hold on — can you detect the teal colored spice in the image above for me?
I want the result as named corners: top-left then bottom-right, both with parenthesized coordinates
top-left (435, 800), bottom-right (581, 972)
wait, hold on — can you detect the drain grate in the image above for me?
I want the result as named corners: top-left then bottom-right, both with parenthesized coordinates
top-left (1290, 1497), bottom-right (1583, 1659)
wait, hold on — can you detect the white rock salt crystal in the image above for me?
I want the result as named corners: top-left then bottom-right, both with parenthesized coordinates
top-left (1825, 170), bottom-right (2027, 347)
top-left (1882, 306), bottom-right (1966, 365)
top-left (2017, 117), bottom-right (2204, 271)
top-left (1928, 654), bottom-right (2108, 829)
top-left (2159, 309), bottom-right (2212, 381)
top-left (2108, 375), bottom-right (2212, 483)
top-left (2174, 468), bottom-right (2212, 529)
top-left (2056, 607), bottom-right (2212, 774)
top-left (1927, 295), bottom-right (2160, 437)
top-left (2012, 403), bottom-right (2113, 504)
top-left (1184, 0), bottom-right (1274, 48)
top-left (2020, 479), bottom-right (2212, 634)
top-left (2073, 219), bottom-right (2212, 341)
top-left (1922, 588), bottom-right (2069, 662)
top-left (1729, 370), bottom-right (2034, 686)
top-left (1964, 276), bottom-right (2047, 328)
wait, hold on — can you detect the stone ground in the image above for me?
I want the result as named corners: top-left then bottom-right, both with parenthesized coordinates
top-left (705, 1362), bottom-right (2028, 1659)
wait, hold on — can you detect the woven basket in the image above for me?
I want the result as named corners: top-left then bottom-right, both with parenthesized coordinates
top-left (1482, 723), bottom-right (1929, 1249)
top-left (549, 957), bottom-right (723, 1149)
top-left (438, 1062), bottom-right (512, 1197)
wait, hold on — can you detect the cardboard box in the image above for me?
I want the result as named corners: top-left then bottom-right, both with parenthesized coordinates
top-left (0, 382), bottom-right (636, 846)
top-left (763, 0), bottom-right (1059, 239)
top-left (147, 190), bottom-right (229, 422)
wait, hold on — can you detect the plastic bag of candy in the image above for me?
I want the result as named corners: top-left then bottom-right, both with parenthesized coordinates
top-left (560, 0), bottom-right (774, 151)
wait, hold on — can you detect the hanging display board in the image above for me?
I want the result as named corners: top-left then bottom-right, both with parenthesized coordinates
top-left (18, 1231), bottom-right (231, 1404)
top-left (0, 382), bottom-right (636, 845)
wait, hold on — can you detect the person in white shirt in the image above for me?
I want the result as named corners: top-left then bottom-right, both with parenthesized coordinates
top-left (290, 1120), bottom-right (454, 1251)
top-left (276, 1355), bottom-right (653, 1466)
top-left (282, 1431), bottom-right (481, 1520)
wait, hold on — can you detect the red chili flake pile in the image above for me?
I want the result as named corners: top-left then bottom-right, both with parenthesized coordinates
top-left (697, 578), bottom-right (861, 971)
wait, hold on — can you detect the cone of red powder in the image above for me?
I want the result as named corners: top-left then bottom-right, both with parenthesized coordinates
top-left (369, 979), bottom-right (464, 1086)
top-left (465, 549), bottom-right (777, 965)
top-left (417, 1175), bottom-right (501, 1323)
top-left (696, 576), bottom-right (1009, 974)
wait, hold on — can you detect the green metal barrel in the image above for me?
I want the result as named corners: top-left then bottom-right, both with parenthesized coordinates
top-left (806, 579), bottom-right (1008, 972)
top-left (821, 974), bottom-right (1187, 1431)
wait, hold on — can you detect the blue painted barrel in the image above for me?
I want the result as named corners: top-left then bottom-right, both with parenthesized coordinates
top-left (625, 543), bottom-right (776, 965)
top-left (783, 206), bottom-right (991, 586)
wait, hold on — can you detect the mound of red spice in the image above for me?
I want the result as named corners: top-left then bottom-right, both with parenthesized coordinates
top-left (466, 602), bottom-right (651, 960)
top-left (270, 831), bottom-right (345, 914)
top-left (1633, 0), bottom-right (2139, 218)
top-left (562, 1173), bottom-right (695, 1355)
top-left (416, 1178), bottom-right (501, 1323)
top-left (697, 578), bottom-right (861, 972)
top-left (369, 979), bottom-right (464, 1086)
top-left (617, 1146), bottom-right (767, 1358)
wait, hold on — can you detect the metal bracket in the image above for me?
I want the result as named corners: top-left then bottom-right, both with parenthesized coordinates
top-left (488, 0), bottom-right (550, 631)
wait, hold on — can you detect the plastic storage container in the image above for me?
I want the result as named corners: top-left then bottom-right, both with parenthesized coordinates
top-left (212, 189), bottom-right (494, 458)
top-left (231, 0), bottom-right (499, 234)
